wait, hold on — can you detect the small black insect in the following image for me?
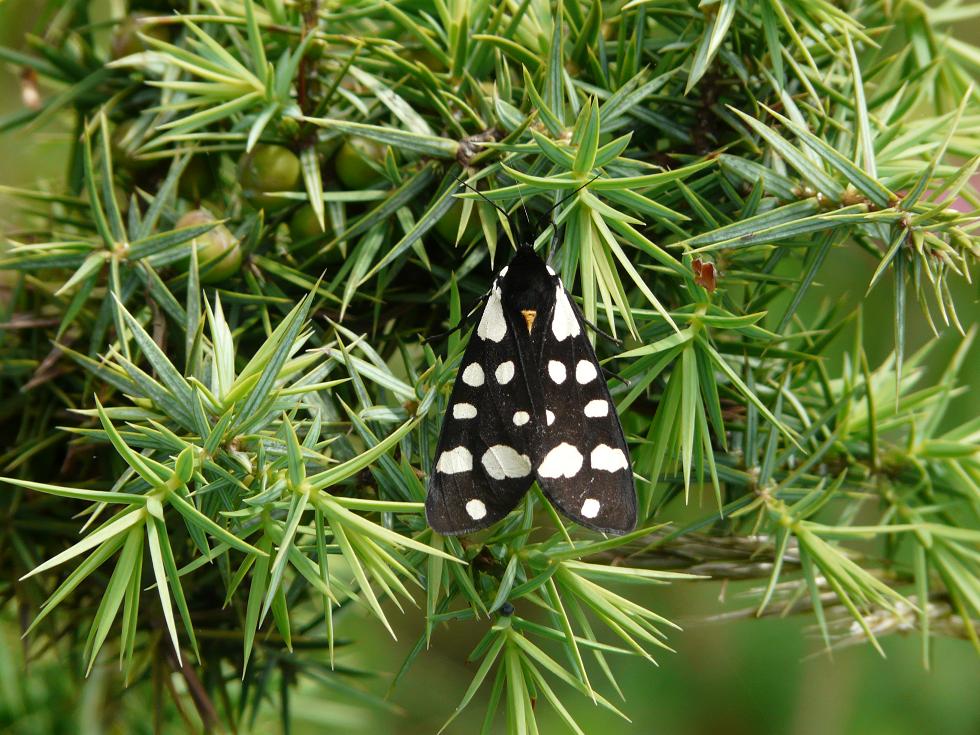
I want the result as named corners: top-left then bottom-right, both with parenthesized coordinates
top-left (425, 192), bottom-right (636, 536)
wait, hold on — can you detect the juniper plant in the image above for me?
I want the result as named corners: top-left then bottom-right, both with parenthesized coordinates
top-left (0, 0), bottom-right (978, 732)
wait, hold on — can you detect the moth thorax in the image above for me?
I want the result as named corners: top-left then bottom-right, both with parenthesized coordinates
top-left (520, 309), bottom-right (537, 333)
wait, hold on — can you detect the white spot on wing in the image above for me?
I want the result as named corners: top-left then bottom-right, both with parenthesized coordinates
top-left (477, 289), bottom-right (507, 342)
top-left (590, 444), bottom-right (628, 472)
top-left (584, 400), bottom-right (608, 417)
top-left (499, 266), bottom-right (509, 278)
top-left (551, 288), bottom-right (580, 341)
top-left (548, 360), bottom-right (567, 384)
top-left (462, 362), bottom-right (484, 386)
top-left (465, 498), bottom-right (487, 520)
top-left (581, 498), bottom-right (601, 518)
top-left (546, 265), bottom-right (556, 275)
top-left (513, 411), bottom-right (529, 426)
top-left (538, 443), bottom-right (583, 479)
top-left (546, 410), bottom-right (555, 425)
top-left (453, 403), bottom-right (478, 419)
top-left (436, 446), bottom-right (472, 474)
top-left (576, 360), bottom-right (598, 384)
top-left (481, 445), bottom-right (532, 480)
top-left (495, 361), bottom-right (515, 384)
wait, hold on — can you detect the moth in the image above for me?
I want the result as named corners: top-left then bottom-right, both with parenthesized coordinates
top-left (425, 242), bottom-right (636, 535)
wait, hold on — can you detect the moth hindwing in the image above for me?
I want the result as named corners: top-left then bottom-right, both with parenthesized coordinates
top-left (425, 245), bottom-right (636, 535)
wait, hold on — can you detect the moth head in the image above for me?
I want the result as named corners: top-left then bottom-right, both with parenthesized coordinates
top-left (499, 245), bottom-right (557, 329)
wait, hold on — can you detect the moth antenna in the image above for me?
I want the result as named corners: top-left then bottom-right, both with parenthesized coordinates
top-left (517, 185), bottom-right (531, 233)
top-left (454, 175), bottom-right (521, 257)
top-left (532, 172), bottom-right (602, 237)
top-left (546, 224), bottom-right (562, 263)
top-left (453, 175), bottom-right (509, 219)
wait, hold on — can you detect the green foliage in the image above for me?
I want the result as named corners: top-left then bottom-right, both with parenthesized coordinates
top-left (0, 0), bottom-right (978, 732)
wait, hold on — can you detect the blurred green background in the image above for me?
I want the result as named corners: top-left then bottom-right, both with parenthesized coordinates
top-left (0, 2), bottom-right (977, 733)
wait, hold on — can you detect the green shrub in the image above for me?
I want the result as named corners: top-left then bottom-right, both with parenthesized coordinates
top-left (0, 0), bottom-right (977, 732)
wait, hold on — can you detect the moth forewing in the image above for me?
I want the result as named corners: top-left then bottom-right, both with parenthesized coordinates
top-left (425, 270), bottom-right (536, 535)
top-left (530, 283), bottom-right (636, 533)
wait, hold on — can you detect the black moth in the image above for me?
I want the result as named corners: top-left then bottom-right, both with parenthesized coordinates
top-left (425, 242), bottom-right (636, 535)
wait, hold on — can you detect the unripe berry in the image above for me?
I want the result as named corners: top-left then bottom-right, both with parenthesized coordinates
top-left (176, 209), bottom-right (242, 283)
top-left (178, 155), bottom-right (218, 202)
top-left (239, 144), bottom-right (302, 210)
top-left (290, 205), bottom-right (344, 264)
top-left (333, 138), bottom-right (386, 190)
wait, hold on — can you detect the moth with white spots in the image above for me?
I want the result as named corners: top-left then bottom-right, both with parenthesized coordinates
top-left (425, 245), bottom-right (636, 535)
